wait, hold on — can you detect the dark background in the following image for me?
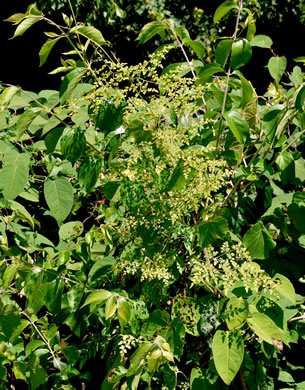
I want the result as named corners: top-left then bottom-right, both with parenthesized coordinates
top-left (1, 0), bottom-right (304, 94)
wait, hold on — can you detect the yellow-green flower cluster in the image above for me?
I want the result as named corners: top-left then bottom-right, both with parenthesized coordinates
top-left (189, 242), bottom-right (277, 296)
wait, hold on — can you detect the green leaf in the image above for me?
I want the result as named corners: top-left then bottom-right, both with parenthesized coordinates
top-left (231, 38), bottom-right (252, 70)
top-left (88, 256), bottom-right (115, 286)
top-left (224, 109), bottom-right (249, 143)
top-left (224, 297), bottom-right (248, 330)
top-left (250, 34), bottom-right (273, 49)
top-left (128, 343), bottom-right (153, 375)
top-left (16, 108), bottom-right (41, 140)
top-left (4, 13), bottom-right (26, 24)
top-left (0, 150), bottom-right (30, 200)
top-left (233, 70), bottom-right (255, 109)
top-left (197, 64), bottom-right (224, 85)
top-left (59, 68), bottom-right (87, 104)
top-left (275, 152), bottom-right (294, 171)
top-left (288, 203), bottom-right (305, 234)
top-left (215, 39), bottom-right (232, 67)
top-left (213, 1), bottom-right (238, 24)
top-left (58, 221), bottom-right (83, 241)
top-left (117, 298), bottom-right (131, 325)
top-left (73, 25), bottom-right (106, 46)
top-left (0, 304), bottom-right (21, 339)
top-left (184, 39), bottom-right (205, 59)
top-left (95, 99), bottom-right (125, 134)
top-left (268, 56), bottom-right (287, 85)
top-left (61, 127), bottom-right (86, 165)
top-left (247, 313), bottom-right (285, 344)
top-left (243, 221), bottom-right (276, 259)
top-left (78, 156), bottom-right (102, 191)
top-left (44, 127), bottom-right (64, 153)
top-left (295, 85), bottom-right (305, 113)
top-left (0, 86), bottom-right (20, 108)
top-left (163, 364), bottom-right (177, 390)
top-left (105, 296), bottom-right (117, 320)
top-left (2, 263), bottom-right (19, 290)
top-left (81, 289), bottom-right (112, 308)
top-left (10, 200), bottom-right (35, 229)
top-left (198, 216), bottom-right (228, 248)
top-left (212, 330), bottom-right (244, 385)
top-left (11, 16), bottom-right (41, 38)
top-left (39, 38), bottom-right (61, 66)
top-left (24, 270), bottom-right (45, 314)
top-left (43, 279), bottom-right (64, 314)
top-left (137, 20), bottom-right (168, 45)
top-left (44, 177), bottom-right (74, 225)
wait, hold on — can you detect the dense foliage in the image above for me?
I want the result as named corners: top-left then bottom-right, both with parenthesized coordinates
top-left (1, 1), bottom-right (305, 389)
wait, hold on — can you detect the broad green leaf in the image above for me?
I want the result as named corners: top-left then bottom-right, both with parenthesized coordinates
top-left (213, 1), bottom-right (238, 24)
top-left (12, 362), bottom-right (27, 381)
top-left (288, 203), bottom-right (305, 234)
top-left (250, 34), bottom-right (273, 48)
top-left (58, 220), bottom-right (83, 241)
top-left (73, 25), bottom-right (106, 46)
top-left (2, 263), bottom-right (19, 290)
top-left (78, 156), bottom-right (102, 191)
top-left (198, 216), bottom-right (228, 248)
top-left (42, 109), bottom-right (69, 136)
top-left (44, 177), bottom-right (74, 224)
top-left (67, 285), bottom-right (85, 312)
top-left (95, 99), bottom-right (125, 134)
top-left (233, 70), bottom-right (255, 109)
top-left (295, 158), bottom-right (305, 182)
top-left (10, 200), bottom-right (35, 229)
top-left (268, 56), bottom-right (287, 85)
top-left (61, 127), bottom-right (86, 165)
top-left (231, 38), bottom-right (252, 70)
top-left (163, 165), bottom-right (187, 192)
top-left (295, 85), bottom-right (305, 113)
top-left (163, 364), bottom-right (177, 390)
top-left (137, 20), bottom-right (168, 45)
top-left (275, 152), bottom-right (294, 171)
top-left (11, 16), bottom-right (41, 38)
top-left (4, 13), bottom-right (25, 24)
top-left (25, 340), bottom-right (45, 357)
top-left (44, 127), bottom-right (64, 153)
top-left (184, 39), bottom-right (205, 59)
top-left (224, 297), bottom-right (248, 330)
top-left (81, 289), bottom-right (112, 308)
top-left (39, 38), bottom-right (62, 66)
top-left (247, 313), bottom-right (285, 344)
top-left (215, 39), bottom-right (232, 67)
top-left (128, 343), bottom-right (153, 375)
top-left (0, 86), bottom-right (19, 108)
top-left (197, 64), bottom-right (224, 85)
top-left (0, 304), bottom-right (21, 339)
top-left (24, 269), bottom-right (45, 314)
top-left (117, 298), bottom-right (131, 324)
top-left (243, 221), bottom-right (276, 259)
top-left (142, 310), bottom-right (170, 336)
top-left (224, 109), bottom-right (249, 143)
top-left (16, 108), bottom-right (41, 140)
top-left (88, 256), bottom-right (115, 286)
top-left (105, 296), bottom-right (117, 319)
top-left (59, 68), bottom-right (86, 104)
top-left (43, 279), bottom-right (64, 314)
top-left (0, 150), bottom-right (30, 200)
top-left (212, 330), bottom-right (244, 385)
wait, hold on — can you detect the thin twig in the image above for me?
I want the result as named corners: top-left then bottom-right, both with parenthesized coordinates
top-left (216, 0), bottom-right (243, 155)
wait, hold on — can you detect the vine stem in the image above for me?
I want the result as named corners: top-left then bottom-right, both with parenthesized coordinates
top-left (22, 311), bottom-right (61, 369)
top-left (163, 20), bottom-right (207, 111)
top-left (216, 0), bottom-right (243, 155)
